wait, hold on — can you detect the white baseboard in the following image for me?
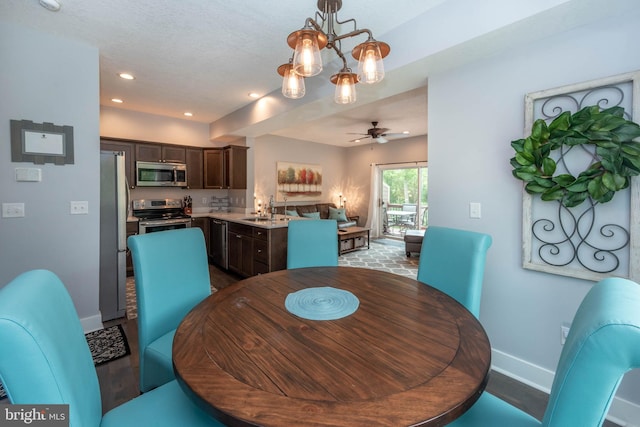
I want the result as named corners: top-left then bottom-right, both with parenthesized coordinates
top-left (492, 349), bottom-right (640, 427)
top-left (80, 314), bottom-right (103, 334)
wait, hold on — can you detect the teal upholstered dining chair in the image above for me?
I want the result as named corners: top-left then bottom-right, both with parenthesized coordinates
top-left (287, 219), bottom-right (339, 269)
top-left (128, 227), bottom-right (211, 392)
top-left (417, 226), bottom-right (492, 318)
top-left (0, 269), bottom-right (224, 427)
top-left (449, 276), bottom-right (640, 427)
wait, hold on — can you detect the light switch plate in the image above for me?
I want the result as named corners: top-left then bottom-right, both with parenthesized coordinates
top-left (15, 167), bottom-right (42, 182)
top-left (469, 202), bottom-right (481, 219)
top-left (2, 203), bottom-right (25, 218)
top-left (70, 201), bottom-right (89, 215)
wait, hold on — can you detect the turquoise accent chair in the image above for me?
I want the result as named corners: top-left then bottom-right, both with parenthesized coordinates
top-left (449, 276), bottom-right (640, 427)
top-left (287, 219), bottom-right (339, 269)
top-left (0, 269), bottom-right (224, 427)
top-left (417, 226), bottom-right (492, 318)
top-left (128, 228), bottom-right (211, 392)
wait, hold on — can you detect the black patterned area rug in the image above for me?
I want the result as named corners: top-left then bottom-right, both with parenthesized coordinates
top-left (0, 324), bottom-right (130, 400)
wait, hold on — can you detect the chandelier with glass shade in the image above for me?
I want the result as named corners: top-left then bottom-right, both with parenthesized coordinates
top-left (277, 0), bottom-right (390, 104)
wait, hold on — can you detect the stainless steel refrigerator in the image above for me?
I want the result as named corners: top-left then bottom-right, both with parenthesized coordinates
top-left (99, 151), bottom-right (128, 321)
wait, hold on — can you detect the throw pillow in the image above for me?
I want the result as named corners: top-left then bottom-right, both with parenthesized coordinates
top-left (329, 207), bottom-right (348, 222)
top-left (302, 212), bottom-right (321, 219)
top-left (285, 210), bottom-right (300, 217)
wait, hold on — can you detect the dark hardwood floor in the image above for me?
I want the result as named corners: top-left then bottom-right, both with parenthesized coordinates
top-left (97, 264), bottom-right (619, 426)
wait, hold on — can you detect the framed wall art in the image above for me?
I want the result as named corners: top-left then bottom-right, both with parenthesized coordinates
top-left (10, 119), bottom-right (74, 165)
top-left (276, 161), bottom-right (323, 202)
top-left (517, 71), bottom-right (640, 282)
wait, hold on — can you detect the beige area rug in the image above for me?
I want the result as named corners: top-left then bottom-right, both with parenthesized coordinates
top-left (126, 239), bottom-right (418, 320)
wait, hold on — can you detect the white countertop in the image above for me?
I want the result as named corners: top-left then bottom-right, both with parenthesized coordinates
top-left (190, 211), bottom-right (303, 229)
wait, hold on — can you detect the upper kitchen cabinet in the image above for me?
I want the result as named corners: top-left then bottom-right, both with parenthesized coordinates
top-left (204, 149), bottom-right (224, 188)
top-left (225, 145), bottom-right (248, 189)
top-left (186, 147), bottom-right (203, 189)
top-left (136, 143), bottom-right (186, 163)
top-left (204, 145), bottom-right (248, 189)
top-left (100, 138), bottom-right (136, 189)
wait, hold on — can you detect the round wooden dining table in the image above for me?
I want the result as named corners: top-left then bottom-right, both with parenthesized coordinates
top-left (173, 267), bottom-right (491, 427)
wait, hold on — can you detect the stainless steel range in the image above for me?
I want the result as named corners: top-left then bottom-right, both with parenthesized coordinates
top-left (132, 199), bottom-right (191, 234)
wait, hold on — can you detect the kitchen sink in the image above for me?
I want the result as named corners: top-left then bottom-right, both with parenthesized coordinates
top-left (242, 217), bottom-right (271, 222)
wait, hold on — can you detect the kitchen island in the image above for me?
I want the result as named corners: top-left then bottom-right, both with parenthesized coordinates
top-left (191, 211), bottom-right (295, 277)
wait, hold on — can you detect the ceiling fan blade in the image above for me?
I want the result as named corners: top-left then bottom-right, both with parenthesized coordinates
top-left (381, 132), bottom-right (409, 140)
top-left (349, 135), bottom-right (372, 142)
top-left (375, 128), bottom-right (390, 134)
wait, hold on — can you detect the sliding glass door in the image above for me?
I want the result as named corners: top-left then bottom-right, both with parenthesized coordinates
top-left (379, 163), bottom-right (428, 239)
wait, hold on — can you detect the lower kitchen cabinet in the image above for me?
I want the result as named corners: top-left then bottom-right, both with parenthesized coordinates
top-left (228, 223), bottom-right (254, 276)
top-left (227, 222), bottom-right (287, 277)
top-left (191, 217), bottom-right (210, 255)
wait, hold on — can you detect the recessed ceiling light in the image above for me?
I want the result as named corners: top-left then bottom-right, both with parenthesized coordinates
top-left (118, 73), bottom-right (135, 80)
top-left (184, 112), bottom-right (193, 117)
top-left (402, 131), bottom-right (410, 134)
top-left (248, 92), bottom-right (260, 99)
top-left (39, 0), bottom-right (61, 12)
top-left (111, 98), bottom-right (123, 103)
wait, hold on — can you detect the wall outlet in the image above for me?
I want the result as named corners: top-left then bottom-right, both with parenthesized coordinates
top-left (2, 203), bottom-right (25, 218)
top-left (70, 201), bottom-right (89, 215)
top-left (561, 324), bottom-right (570, 345)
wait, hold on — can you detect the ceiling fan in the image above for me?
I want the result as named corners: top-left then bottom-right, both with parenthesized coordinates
top-left (348, 121), bottom-right (407, 144)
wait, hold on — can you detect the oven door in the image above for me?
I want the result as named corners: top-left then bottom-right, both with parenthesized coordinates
top-left (138, 218), bottom-right (192, 234)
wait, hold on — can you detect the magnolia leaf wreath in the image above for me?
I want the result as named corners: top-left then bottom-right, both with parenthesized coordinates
top-left (510, 106), bottom-right (640, 208)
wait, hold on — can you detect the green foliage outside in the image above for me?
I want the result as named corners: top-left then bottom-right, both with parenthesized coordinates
top-left (382, 167), bottom-right (428, 206)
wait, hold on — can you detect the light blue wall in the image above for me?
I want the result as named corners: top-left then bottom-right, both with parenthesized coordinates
top-left (0, 20), bottom-right (101, 330)
top-left (428, 6), bottom-right (640, 418)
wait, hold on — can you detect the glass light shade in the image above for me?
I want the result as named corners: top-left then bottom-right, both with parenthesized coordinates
top-left (357, 42), bottom-right (384, 84)
top-left (281, 64), bottom-right (305, 99)
top-left (292, 30), bottom-right (323, 77)
top-left (333, 72), bottom-right (357, 104)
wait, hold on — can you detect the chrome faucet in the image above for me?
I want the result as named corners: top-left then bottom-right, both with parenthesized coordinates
top-left (269, 195), bottom-right (275, 220)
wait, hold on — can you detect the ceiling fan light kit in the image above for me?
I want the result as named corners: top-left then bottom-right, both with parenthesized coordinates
top-left (278, 0), bottom-right (390, 104)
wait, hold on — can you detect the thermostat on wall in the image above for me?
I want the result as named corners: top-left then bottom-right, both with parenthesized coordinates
top-left (15, 168), bottom-right (42, 182)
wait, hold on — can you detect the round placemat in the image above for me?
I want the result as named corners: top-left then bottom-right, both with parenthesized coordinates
top-left (285, 287), bottom-right (359, 320)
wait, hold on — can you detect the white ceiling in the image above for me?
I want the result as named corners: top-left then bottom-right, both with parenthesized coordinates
top-left (4, 1), bottom-right (635, 147)
top-left (2, 0), bottom-right (437, 146)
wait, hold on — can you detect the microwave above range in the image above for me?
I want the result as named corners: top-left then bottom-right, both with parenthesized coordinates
top-left (136, 161), bottom-right (187, 187)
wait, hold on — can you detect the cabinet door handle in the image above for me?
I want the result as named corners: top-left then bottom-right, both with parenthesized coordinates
top-left (257, 249), bottom-right (262, 253)
top-left (236, 234), bottom-right (242, 238)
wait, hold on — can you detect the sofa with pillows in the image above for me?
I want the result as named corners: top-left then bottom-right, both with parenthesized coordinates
top-left (274, 203), bottom-right (357, 229)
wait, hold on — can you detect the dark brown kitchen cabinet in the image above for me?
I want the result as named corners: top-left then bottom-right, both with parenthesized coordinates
top-left (228, 222), bottom-right (253, 277)
top-left (186, 148), bottom-right (203, 189)
top-left (203, 149), bottom-right (224, 189)
top-left (203, 145), bottom-right (248, 189)
top-left (191, 217), bottom-right (210, 254)
top-left (252, 226), bottom-right (288, 275)
top-left (136, 143), bottom-right (186, 163)
top-left (100, 139), bottom-right (136, 189)
top-left (227, 222), bottom-right (287, 277)
top-left (225, 145), bottom-right (248, 189)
